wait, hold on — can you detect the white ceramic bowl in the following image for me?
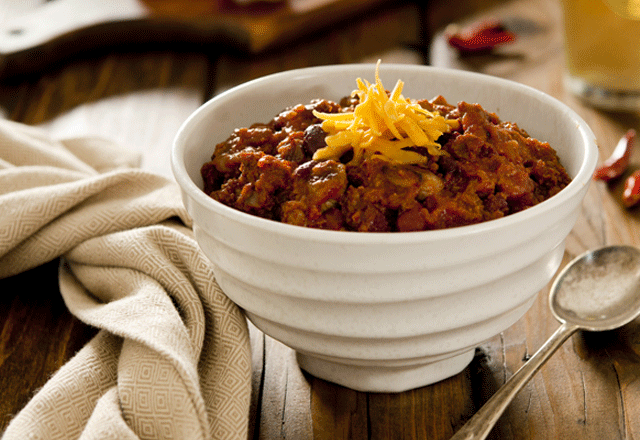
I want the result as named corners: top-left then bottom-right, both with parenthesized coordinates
top-left (172, 64), bottom-right (598, 392)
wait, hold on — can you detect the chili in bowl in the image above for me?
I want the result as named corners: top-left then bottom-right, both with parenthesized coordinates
top-left (200, 62), bottom-right (571, 232)
top-left (172, 63), bottom-right (597, 392)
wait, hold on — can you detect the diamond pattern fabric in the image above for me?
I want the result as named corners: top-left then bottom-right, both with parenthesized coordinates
top-left (0, 119), bottom-right (252, 440)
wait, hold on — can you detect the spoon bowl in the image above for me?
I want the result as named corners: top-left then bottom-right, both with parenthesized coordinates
top-left (551, 245), bottom-right (640, 331)
top-left (451, 245), bottom-right (640, 440)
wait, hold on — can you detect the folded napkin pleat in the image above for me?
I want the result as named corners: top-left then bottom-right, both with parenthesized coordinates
top-left (82, 387), bottom-right (140, 440)
top-left (0, 119), bottom-right (251, 440)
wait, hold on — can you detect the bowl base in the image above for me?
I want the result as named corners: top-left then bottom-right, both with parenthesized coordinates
top-left (295, 349), bottom-right (475, 393)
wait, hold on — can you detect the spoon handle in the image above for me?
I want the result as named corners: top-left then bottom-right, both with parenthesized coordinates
top-left (450, 322), bottom-right (579, 440)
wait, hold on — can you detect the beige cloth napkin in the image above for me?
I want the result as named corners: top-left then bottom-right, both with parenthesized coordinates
top-left (0, 119), bottom-right (252, 440)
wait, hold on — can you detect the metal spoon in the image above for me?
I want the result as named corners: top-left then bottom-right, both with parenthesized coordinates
top-left (451, 245), bottom-right (640, 440)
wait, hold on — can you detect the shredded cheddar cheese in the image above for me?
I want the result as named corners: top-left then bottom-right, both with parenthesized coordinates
top-left (312, 60), bottom-right (459, 164)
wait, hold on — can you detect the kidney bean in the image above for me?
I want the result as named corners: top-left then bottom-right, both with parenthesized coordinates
top-left (303, 124), bottom-right (328, 156)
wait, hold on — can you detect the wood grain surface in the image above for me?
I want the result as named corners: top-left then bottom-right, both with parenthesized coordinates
top-left (2, 0), bottom-right (640, 438)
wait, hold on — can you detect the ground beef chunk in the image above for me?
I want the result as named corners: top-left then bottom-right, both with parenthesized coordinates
top-left (281, 160), bottom-right (348, 230)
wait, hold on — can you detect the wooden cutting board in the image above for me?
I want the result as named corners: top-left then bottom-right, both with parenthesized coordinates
top-left (0, 0), bottom-right (393, 79)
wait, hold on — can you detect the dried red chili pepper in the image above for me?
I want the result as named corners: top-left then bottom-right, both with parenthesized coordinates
top-left (623, 170), bottom-right (640, 207)
top-left (593, 129), bottom-right (636, 182)
top-left (446, 20), bottom-right (517, 53)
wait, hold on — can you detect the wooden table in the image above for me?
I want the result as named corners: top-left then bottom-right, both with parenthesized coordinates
top-left (2, 0), bottom-right (640, 438)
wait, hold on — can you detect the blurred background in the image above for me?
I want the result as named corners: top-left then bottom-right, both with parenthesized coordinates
top-left (0, 0), bottom-right (523, 178)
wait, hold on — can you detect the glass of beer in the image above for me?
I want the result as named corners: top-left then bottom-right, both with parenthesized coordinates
top-left (561, 0), bottom-right (640, 110)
